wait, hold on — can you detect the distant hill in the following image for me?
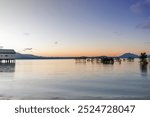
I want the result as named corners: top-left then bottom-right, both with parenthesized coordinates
top-left (119, 53), bottom-right (139, 58)
top-left (15, 53), bottom-right (74, 59)
top-left (16, 53), bottom-right (46, 59)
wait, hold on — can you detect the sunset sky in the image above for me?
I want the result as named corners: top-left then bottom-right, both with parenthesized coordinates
top-left (0, 0), bottom-right (150, 57)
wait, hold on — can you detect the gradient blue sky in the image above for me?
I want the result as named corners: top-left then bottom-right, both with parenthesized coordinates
top-left (0, 0), bottom-right (150, 56)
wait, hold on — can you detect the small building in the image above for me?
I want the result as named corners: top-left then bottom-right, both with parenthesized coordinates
top-left (0, 49), bottom-right (16, 63)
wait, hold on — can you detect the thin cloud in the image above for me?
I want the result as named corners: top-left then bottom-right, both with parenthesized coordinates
top-left (136, 19), bottom-right (150, 29)
top-left (24, 33), bottom-right (30, 36)
top-left (130, 2), bottom-right (145, 13)
top-left (145, 41), bottom-right (150, 44)
top-left (130, 0), bottom-right (150, 13)
top-left (54, 41), bottom-right (58, 45)
top-left (23, 48), bottom-right (33, 51)
top-left (131, 1), bottom-right (150, 29)
top-left (113, 32), bottom-right (123, 36)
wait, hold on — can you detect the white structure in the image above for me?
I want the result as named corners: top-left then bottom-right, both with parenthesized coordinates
top-left (0, 49), bottom-right (16, 63)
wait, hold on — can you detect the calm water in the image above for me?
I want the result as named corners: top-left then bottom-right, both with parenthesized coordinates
top-left (0, 59), bottom-right (150, 100)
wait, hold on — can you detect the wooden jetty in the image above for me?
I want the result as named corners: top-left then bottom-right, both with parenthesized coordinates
top-left (75, 56), bottom-right (114, 64)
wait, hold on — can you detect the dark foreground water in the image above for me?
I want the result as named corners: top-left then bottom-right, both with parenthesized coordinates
top-left (0, 59), bottom-right (150, 100)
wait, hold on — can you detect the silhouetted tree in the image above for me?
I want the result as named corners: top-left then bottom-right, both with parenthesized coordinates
top-left (140, 53), bottom-right (147, 60)
top-left (139, 52), bottom-right (148, 65)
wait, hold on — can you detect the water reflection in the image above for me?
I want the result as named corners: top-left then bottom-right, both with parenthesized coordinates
top-left (0, 63), bottom-right (15, 72)
top-left (0, 59), bottom-right (150, 100)
top-left (91, 60), bottom-right (101, 64)
top-left (75, 61), bottom-right (86, 64)
top-left (140, 63), bottom-right (148, 77)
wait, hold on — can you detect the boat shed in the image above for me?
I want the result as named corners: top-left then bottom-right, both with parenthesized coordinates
top-left (0, 49), bottom-right (16, 63)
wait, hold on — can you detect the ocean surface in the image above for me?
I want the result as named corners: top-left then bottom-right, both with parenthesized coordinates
top-left (0, 59), bottom-right (150, 100)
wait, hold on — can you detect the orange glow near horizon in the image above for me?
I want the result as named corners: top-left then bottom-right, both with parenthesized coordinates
top-left (19, 44), bottom-right (150, 57)
top-left (31, 50), bottom-right (143, 57)
top-left (31, 49), bottom-right (117, 57)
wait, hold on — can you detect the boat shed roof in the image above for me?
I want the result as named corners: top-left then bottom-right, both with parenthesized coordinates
top-left (0, 49), bottom-right (16, 54)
